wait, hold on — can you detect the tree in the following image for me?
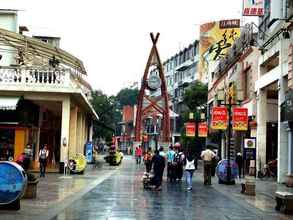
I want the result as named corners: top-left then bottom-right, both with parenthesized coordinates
top-left (180, 81), bottom-right (208, 152)
top-left (91, 90), bottom-right (121, 142)
top-left (116, 88), bottom-right (139, 107)
top-left (183, 80), bottom-right (208, 111)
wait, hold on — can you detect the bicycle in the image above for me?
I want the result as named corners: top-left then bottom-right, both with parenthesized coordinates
top-left (258, 163), bottom-right (277, 179)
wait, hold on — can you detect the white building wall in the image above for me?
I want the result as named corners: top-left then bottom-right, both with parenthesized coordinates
top-left (0, 11), bottom-right (18, 66)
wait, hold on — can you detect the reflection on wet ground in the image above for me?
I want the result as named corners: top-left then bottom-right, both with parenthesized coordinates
top-left (52, 157), bottom-right (292, 220)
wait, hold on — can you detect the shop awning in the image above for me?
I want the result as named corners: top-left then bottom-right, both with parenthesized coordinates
top-left (0, 97), bottom-right (20, 110)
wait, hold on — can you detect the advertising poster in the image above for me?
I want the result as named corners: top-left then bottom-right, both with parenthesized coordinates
top-left (185, 122), bottom-right (196, 137)
top-left (86, 142), bottom-right (93, 163)
top-left (211, 107), bottom-right (228, 130)
top-left (232, 107), bottom-right (248, 131)
top-left (243, 138), bottom-right (256, 160)
top-left (198, 122), bottom-right (208, 137)
top-left (243, 0), bottom-right (264, 16)
top-left (199, 19), bottom-right (240, 80)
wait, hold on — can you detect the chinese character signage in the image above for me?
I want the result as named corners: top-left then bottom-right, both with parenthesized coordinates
top-left (198, 122), bottom-right (208, 137)
top-left (211, 107), bottom-right (228, 130)
top-left (199, 20), bottom-right (240, 81)
top-left (185, 122), bottom-right (196, 137)
top-left (232, 107), bottom-right (248, 131)
top-left (243, 0), bottom-right (264, 16)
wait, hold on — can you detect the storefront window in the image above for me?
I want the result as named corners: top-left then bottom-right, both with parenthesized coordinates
top-left (0, 128), bottom-right (15, 161)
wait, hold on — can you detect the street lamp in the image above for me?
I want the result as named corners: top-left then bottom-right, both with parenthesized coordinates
top-left (216, 83), bottom-right (244, 184)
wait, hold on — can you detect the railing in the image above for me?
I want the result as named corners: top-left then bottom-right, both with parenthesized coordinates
top-left (0, 68), bottom-right (70, 87)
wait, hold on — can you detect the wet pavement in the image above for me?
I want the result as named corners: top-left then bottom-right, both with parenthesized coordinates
top-left (0, 156), bottom-right (118, 220)
top-left (51, 157), bottom-right (292, 220)
top-left (1, 155), bottom-right (292, 220)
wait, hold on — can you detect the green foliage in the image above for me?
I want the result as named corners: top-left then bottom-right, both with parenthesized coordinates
top-left (91, 90), bottom-right (121, 142)
top-left (91, 87), bottom-right (138, 141)
top-left (183, 80), bottom-right (208, 111)
top-left (116, 88), bottom-right (139, 107)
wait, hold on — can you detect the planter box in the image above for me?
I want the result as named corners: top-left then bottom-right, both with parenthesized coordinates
top-left (23, 179), bottom-right (39, 199)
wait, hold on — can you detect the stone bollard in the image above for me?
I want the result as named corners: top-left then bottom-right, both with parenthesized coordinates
top-left (244, 177), bottom-right (256, 196)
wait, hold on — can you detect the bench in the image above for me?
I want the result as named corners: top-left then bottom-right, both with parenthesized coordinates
top-left (275, 191), bottom-right (293, 214)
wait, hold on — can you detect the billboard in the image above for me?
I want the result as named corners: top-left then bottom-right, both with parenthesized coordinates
top-left (199, 19), bottom-right (240, 80)
top-left (243, 0), bottom-right (264, 16)
top-left (211, 107), bottom-right (228, 130)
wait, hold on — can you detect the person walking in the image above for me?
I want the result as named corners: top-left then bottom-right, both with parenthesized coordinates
top-left (39, 144), bottom-right (49, 177)
top-left (151, 149), bottom-right (166, 191)
top-left (143, 148), bottom-right (153, 173)
top-left (184, 149), bottom-right (196, 191)
top-left (166, 145), bottom-right (176, 182)
top-left (135, 146), bottom-right (142, 165)
top-left (236, 152), bottom-right (243, 178)
top-left (201, 147), bottom-right (216, 185)
top-left (174, 147), bottom-right (184, 181)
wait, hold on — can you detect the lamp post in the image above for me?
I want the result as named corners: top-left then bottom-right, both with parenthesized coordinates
top-left (216, 83), bottom-right (244, 184)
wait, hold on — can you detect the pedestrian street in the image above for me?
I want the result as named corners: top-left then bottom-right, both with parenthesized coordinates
top-left (52, 156), bottom-right (291, 220)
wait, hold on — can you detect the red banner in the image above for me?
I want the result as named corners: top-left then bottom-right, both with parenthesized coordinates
top-left (185, 122), bottom-right (196, 137)
top-left (232, 107), bottom-right (248, 131)
top-left (198, 122), bottom-right (208, 137)
top-left (211, 107), bottom-right (228, 130)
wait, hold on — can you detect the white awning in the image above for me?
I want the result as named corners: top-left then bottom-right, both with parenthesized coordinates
top-left (0, 97), bottom-right (20, 110)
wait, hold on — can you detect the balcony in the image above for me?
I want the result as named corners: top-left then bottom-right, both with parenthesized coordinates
top-left (0, 67), bottom-right (80, 93)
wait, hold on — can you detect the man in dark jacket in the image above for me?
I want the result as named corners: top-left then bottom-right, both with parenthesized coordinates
top-left (151, 149), bottom-right (165, 190)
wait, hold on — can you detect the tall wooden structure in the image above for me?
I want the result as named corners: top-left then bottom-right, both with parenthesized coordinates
top-left (135, 33), bottom-right (170, 143)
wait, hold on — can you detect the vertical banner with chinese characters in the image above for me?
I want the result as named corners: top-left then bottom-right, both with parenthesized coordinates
top-left (199, 20), bottom-right (240, 81)
top-left (185, 122), bottom-right (196, 137)
top-left (243, 0), bottom-right (264, 16)
top-left (211, 107), bottom-right (228, 130)
top-left (198, 122), bottom-right (208, 137)
top-left (232, 107), bottom-right (248, 131)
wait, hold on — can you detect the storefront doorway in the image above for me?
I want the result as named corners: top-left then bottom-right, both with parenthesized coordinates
top-left (0, 128), bottom-right (15, 161)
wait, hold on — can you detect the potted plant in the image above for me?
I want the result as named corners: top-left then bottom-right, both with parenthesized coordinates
top-left (23, 172), bottom-right (39, 199)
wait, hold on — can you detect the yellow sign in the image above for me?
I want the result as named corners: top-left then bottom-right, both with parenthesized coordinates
top-left (199, 19), bottom-right (240, 80)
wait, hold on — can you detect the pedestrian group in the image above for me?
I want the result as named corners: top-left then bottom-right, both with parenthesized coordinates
top-left (140, 143), bottom-right (217, 191)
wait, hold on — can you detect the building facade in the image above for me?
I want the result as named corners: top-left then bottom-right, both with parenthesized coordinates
top-left (0, 10), bottom-right (98, 171)
top-left (256, 0), bottom-right (293, 184)
top-left (160, 41), bottom-right (200, 143)
top-left (207, 23), bottom-right (259, 162)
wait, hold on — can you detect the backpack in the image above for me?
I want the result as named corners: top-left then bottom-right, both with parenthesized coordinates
top-left (173, 153), bottom-right (183, 165)
top-left (39, 149), bottom-right (47, 160)
top-left (185, 159), bottom-right (195, 170)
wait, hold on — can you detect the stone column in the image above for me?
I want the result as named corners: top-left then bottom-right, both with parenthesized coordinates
top-left (76, 111), bottom-right (82, 154)
top-left (60, 96), bottom-right (70, 163)
top-left (278, 77), bottom-right (288, 183)
top-left (278, 37), bottom-right (289, 183)
top-left (69, 106), bottom-right (78, 157)
top-left (286, 122), bottom-right (293, 186)
top-left (256, 89), bottom-right (267, 172)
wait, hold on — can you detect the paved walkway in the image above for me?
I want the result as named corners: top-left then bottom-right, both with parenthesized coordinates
top-left (1, 156), bottom-right (292, 220)
top-left (0, 156), bottom-right (118, 220)
top-left (52, 157), bottom-right (292, 220)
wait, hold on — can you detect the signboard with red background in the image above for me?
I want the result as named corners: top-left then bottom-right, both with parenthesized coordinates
top-left (185, 122), bottom-right (196, 137)
top-left (211, 107), bottom-right (228, 130)
top-left (232, 107), bottom-right (248, 131)
top-left (198, 122), bottom-right (208, 137)
top-left (243, 0), bottom-right (264, 16)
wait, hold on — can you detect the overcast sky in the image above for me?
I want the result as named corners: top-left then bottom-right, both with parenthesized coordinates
top-left (3, 0), bottom-right (247, 95)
